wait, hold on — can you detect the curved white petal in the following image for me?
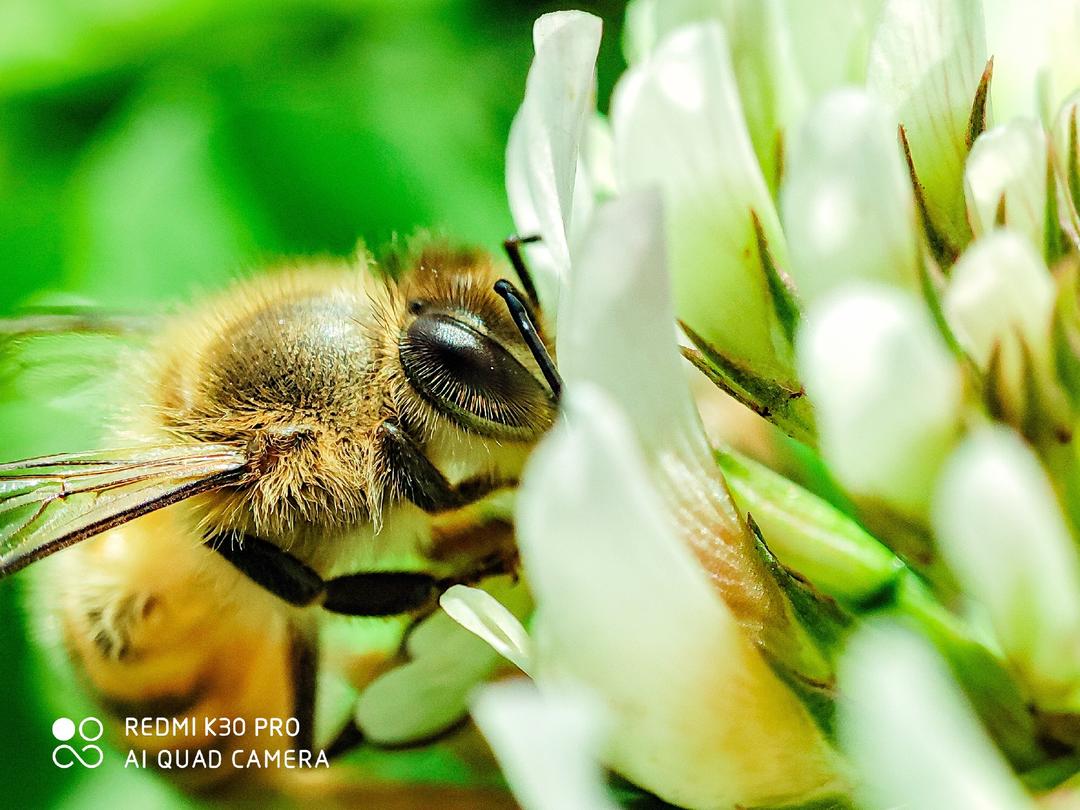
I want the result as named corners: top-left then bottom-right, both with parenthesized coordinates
top-left (781, 88), bottom-right (920, 304)
top-left (841, 623), bottom-right (1036, 810)
top-left (472, 680), bottom-right (617, 810)
top-left (440, 584), bottom-right (534, 677)
top-left (516, 385), bottom-right (843, 809)
top-left (964, 119), bottom-right (1049, 248)
top-left (621, 0), bottom-right (805, 191)
top-left (798, 285), bottom-right (962, 516)
top-left (560, 191), bottom-right (707, 467)
top-left (506, 11), bottom-right (602, 311)
top-left (932, 426), bottom-right (1080, 712)
top-left (867, 0), bottom-right (987, 244)
top-left (561, 191), bottom-right (795, 646)
top-left (612, 22), bottom-right (793, 380)
top-left (943, 230), bottom-right (1054, 419)
top-left (354, 577), bottom-right (530, 744)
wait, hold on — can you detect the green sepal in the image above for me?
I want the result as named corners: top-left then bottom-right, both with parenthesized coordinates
top-left (718, 448), bottom-right (902, 604)
top-left (1053, 259), bottom-right (1080, 413)
top-left (682, 322), bottom-right (816, 446)
top-left (899, 124), bottom-right (959, 267)
top-left (751, 208), bottom-right (801, 349)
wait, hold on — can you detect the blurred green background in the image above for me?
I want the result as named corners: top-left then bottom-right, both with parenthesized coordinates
top-left (0, 1), bottom-right (626, 806)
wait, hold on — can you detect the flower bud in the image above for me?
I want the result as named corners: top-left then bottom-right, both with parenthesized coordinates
top-left (942, 230), bottom-right (1055, 423)
top-left (964, 119), bottom-right (1048, 250)
top-left (797, 285), bottom-right (962, 517)
top-left (841, 623), bottom-right (1036, 810)
top-left (932, 426), bottom-right (1080, 712)
top-left (612, 22), bottom-right (796, 382)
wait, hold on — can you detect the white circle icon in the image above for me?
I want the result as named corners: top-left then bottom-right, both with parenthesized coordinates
top-left (78, 717), bottom-right (104, 742)
top-left (51, 717), bottom-right (76, 742)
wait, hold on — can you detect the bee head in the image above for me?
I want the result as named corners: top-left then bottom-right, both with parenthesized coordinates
top-left (395, 244), bottom-right (558, 442)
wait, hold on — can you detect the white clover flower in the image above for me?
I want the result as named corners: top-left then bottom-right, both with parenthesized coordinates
top-left (942, 229), bottom-right (1057, 424)
top-left (472, 2), bottom-right (1080, 806)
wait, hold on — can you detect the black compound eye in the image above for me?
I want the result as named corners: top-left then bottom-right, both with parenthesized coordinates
top-left (399, 313), bottom-right (554, 438)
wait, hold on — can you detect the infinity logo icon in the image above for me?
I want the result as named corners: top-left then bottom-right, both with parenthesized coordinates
top-left (51, 717), bottom-right (104, 769)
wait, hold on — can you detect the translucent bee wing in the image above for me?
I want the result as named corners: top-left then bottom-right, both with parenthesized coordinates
top-left (0, 445), bottom-right (248, 576)
top-left (0, 308), bottom-right (156, 411)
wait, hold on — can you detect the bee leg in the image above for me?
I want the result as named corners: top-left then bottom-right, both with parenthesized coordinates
top-left (205, 530), bottom-right (325, 607)
top-left (205, 531), bottom-right (470, 617)
top-left (379, 421), bottom-right (500, 512)
top-left (322, 552), bottom-right (515, 617)
top-left (322, 571), bottom-right (444, 616)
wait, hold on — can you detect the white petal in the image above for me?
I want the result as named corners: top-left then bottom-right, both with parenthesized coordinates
top-left (867, 0), bottom-right (987, 244)
top-left (440, 584), bottom-right (533, 677)
top-left (472, 680), bottom-right (617, 810)
top-left (568, 113), bottom-right (617, 250)
top-left (932, 426), bottom-right (1080, 711)
top-left (612, 22), bottom-right (793, 380)
top-left (561, 191), bottom-right (781, 636)
top-left (964, 119), bottom-right (1049, 248)
top-left (517, 384), bottom-right (843, 808)
top-left (354, 577), bottom-right (531, 744)
top-left (942, 230), bottom-right (1054, 419)
top-left (619, 0), bottom-right (805, 191)
top-left (560, 191), bottom-right (709, 468)
top-left (781, 88), bottom-right (920, 304)
top-left (984, 0), bottom-right (1080, 124)
top-left (841, 623), bottom-right (1036, 810)
top-left (798, 285), bottom-right (962, 516)
top-left (505, 11), bottom-right (602, 311)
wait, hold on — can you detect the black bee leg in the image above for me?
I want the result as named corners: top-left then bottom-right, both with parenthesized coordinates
top-left (502, 234), bottom-right (542, 309)
top-left (379, 421), bottom-right (499, 513)
top-left (205, 531), bottom-right (325, 607)
top-left (205, 531), bottom-right (473, 616)
top-left (322, 572), bottom-right (445, 616)
top-left (321, 553), bottom-right (515, 617)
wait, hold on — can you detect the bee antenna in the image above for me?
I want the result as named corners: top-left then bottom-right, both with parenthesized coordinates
top-left (493, 279), bottom-right (562, 400)
top-left (502, 234), bottom-right (542, 309)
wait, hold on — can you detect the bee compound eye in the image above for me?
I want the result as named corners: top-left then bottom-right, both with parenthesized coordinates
top-left (398, 313), bottom-right (554, 437)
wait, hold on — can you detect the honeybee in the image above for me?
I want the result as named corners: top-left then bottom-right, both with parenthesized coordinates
top-left (0, 237), bottom-right (558, 790)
